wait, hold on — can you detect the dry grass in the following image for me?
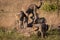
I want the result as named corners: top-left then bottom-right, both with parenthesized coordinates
top-left (0, 0), bottom-right (60, 29)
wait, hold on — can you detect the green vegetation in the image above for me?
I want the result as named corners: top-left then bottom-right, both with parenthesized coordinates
top-left (41, 2), bottom-right (58, 12)
top-left (0, 27), bottom-right (60, 40)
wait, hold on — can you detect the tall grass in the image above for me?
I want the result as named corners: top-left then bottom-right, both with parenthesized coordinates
top-left (0, 27), bottom-right (60, 40)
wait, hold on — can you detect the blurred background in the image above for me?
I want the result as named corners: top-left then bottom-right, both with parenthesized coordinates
top-left (0, 0), bottom-right (60, 29)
